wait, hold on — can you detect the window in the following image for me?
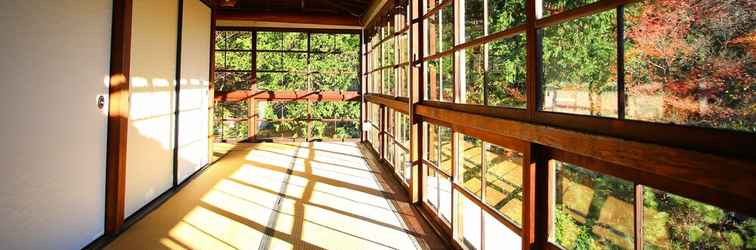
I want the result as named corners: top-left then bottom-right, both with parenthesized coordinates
top-left (624, 1), bottom-right (756, 132)
top-left (484, 144), bottom-right (523, 225)
top-left (541, 10), bottom-right (618, 118)
top-left (463, 0), bottom-right (526, 42)
top-left (439, 175), bottom-right (452, 222)
top-left (439, 126), bottom-right (452, 175)
top-left (462, 194), bottom-right (483, 250)
top-left (425, 123), bottom-right (452, 176)
top-left (426, 55), bottom-right (454, 102)
top-left (484, 210), bottom-right (522, 249)
top-left (541, 0), bottom-right (601, 17)
top-left (426, 2), bottom-right (455, 56)
top-left (427, 168), bottom-right (439, 208)
top-left (487, 35), bottom-right (527, 108)
top-left (460, 191), bottom-right (522, 250)
top-left (214, 101), bottom-right (249, 140)
top-left (551, 160), bottom-right (634, 250)
top-left (461, 135), bottom-right (483, 197)
top-left (364, 2), bottom-right (410, 98)
top-left (643, 187), bottom-right (755, 249)
top-left (215, 71), bottom-right (252, 92)
top-left (463, 46), bottom-right (485, 105)
top-left (461, 35), bottom-right (527, 108)
top-left (424, 122), bottom-right (453, 225)
top-left (426, 123), bottom-right (440, 166)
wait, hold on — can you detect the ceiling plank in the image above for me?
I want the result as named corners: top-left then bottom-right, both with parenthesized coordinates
top-left (217, 10), bottom-right (361, 27)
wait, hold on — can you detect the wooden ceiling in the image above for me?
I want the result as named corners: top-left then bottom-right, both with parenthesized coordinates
top-left (217, 0), bottom-right (371, 17)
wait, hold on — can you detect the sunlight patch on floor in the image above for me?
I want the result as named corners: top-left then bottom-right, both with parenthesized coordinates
top-left (106, 142), bottom-right (436, 250)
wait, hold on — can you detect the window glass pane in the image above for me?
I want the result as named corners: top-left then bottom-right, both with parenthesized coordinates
top-left (398, 32), bottom-right (409, 63)
top-left (280, 52), bottom-right (307, 71)
top-left (311, 53), bottom-right (358, 73)
top-left (399, 64), bottom-right (409, 97)
top-left (465, 0), bottom-right (526, 41)
top-left (439, 126), bottom-right (452, 175)
top-left (260, 101), bottom-right (309, 120)
top-left (256, 51), bottom-right (283, 71)
top-left (383, 36), bottom-right (395, 67)
top-left (463, 45), bottom-right (485, 105)
top-left (462, 193), bottom-right (483, 250)
top-left (484, 211), bottom-right (522, 250)
top-left (373, 71), bottom-right (381, 93)
top-left (310, 120), bottom-right (332, 140)
top-left (384, 68), bottom-right (395, 95)
top-left (216, 101), bottom-right (248, 120)
top-left (427, 3), bottom-right (455, 55)
top-left (441, 55), bottom-right (454, 101)
top-left (465, 0), bottom-right (485, 41)
top-left (440, 4), bottom-right (455, 52)
top-left (256, 72), bottom-right (307, 91)
top-left (311, 102), bottom-right (359, 120)
top-left (216, 51), bottom-right (252, 70)
top-left (402, 149), bottom-right (411, 183)
top-left (542, 0), bottom-right (601, 17)
top-left (489, 0), bottom-right (526, 33)
top-left (426, 123), bottom-right (440, 166)
top-left (312, 72), bottom-right (358, 91)
top-left (311, 33), bottom-right (335, 52)
top-left (215, 71), bottom-right (252, 92)
top-left (335, 121), bottom-right (359, 139)
top-left (427, 12), bottom-right (439, 56)
top-left (282, 32), bottom-right (307, 51)
top-left (624, 1), bottom-right (756, 132)
top-left (215, 31), bottom-right (228, 49)
top-left (484, 144), bottom-right (523, 226)
top-left (426, 59), bottom-right (441, 101)
top-left (257, 120), bottom-right (294, 138)
top-left (426, 0), bottom-right (440, 12)
top-left (643, 187), bottom-right (755, 249)
top-left (427, 168), bottom-right (439, 208)
top-left (552, 160), bottom-right (634, 250)
top-left (216, 119), bottom-right (249, 141)
top-left (541, 10), bottom-right (618, 118)
top-left (439, 175), bottom-right (452, 223)
top-left (217, 31), bottom-right (252, 50)
top-left (256, 32), bottom-right (281, 50)
top-left (488, 34), bottom-right (527, 108)
top-left (461, 135), bottom-right (483, 197)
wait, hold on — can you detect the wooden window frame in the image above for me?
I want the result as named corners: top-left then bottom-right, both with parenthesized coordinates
top-left (363, 1), bottom-right (756, 250)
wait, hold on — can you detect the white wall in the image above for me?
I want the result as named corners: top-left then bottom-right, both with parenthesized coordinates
top-left (177, 0), bottom-right (212, 183)
top-left (125, 0), bottom-right (178, 218)
top-left (0, 0), bottom-right (111, 249)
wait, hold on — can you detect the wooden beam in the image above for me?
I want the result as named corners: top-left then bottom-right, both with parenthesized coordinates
top-left (361, 0), bottom-right (390, 27)
top-left (105, 0), bottom-right (132, 235)
top-left (365, 94), bottom-right (409, 113)
top-left (215, 90), bottom-right (361, 102)
top-left (415, 104), bottom-right (756, 214)
top-left (216, 10), bottom-right (361, 27)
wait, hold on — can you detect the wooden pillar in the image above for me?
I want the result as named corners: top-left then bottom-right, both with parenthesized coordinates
top-left (361, 30), bottom-right (367, 142)
top-left (522, 142), bottom-right (549, 249)
top-left (248, 31), bottom-right (257, 142)
top-left (409, 0), bottom-right (423, 203)
top-left (208, 8), bottom-right (216, 160)
top-left (248, 99), bottom-right (257, 142)
top-left (105, 0), bottom-right (132, 235)
top-left (380, 105), bottom-right (386, 160)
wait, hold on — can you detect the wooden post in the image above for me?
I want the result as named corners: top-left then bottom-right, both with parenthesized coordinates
top-left (409, 0), bottom-right (423, 203)
top-left (105, 0), bottom-right (132, 235)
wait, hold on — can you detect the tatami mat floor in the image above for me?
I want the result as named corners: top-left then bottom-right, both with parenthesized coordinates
top-left (106, 142), bottom-right (447, 250)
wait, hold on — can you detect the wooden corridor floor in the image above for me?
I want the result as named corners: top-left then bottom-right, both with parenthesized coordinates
top-left (106, 142), bottom-right (448, 250)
